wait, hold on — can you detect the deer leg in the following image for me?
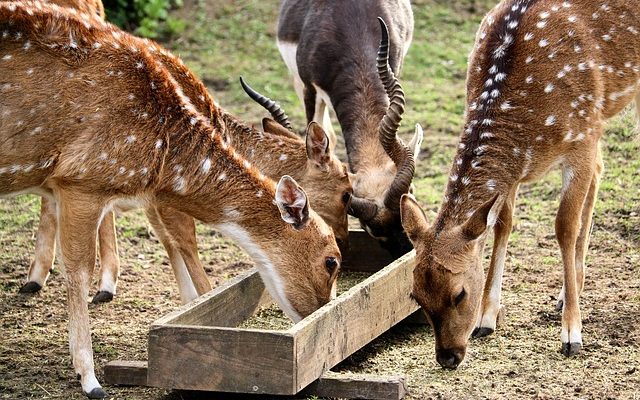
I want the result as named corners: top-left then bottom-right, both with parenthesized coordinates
top-left (20, 196), bottom-right (57, 293)
top-left (145, 206), bottom-right (210, 303)
top-left (555, 159), bottom-right (595, 357)
top-left (156, 205), bottom-right (211, 300)
top-left (473, 185), bottom-right (518, 338)
top-left (556, 145), bottom-right (603, 310)
top-left (312, 96), bottom-right (337, 153)
top-left (92, 211), bottom-right (120, 304)
top-left (55, 189), bottom-right (106, 398)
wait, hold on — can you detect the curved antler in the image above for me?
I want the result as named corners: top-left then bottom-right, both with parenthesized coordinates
top-left (239, 77), bottom-right (292, 130)
top-left (348, 196), bottom-right (379, 222)
top-left (376, 17), bottom-right (415, 212)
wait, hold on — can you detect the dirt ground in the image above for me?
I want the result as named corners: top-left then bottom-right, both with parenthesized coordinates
top-left (1, 0), bottom-right (640, 399)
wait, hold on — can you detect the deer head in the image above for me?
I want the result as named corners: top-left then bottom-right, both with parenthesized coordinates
top-left (347, 17), bottom-right (422, 256)
top-left (400, 194), bottom-right (501, 368)
top-left (240, 77), bottom-right (352, 250)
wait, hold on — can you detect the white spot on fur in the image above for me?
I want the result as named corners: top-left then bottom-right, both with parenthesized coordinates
top-left (201, 158), bottom-right (211, 173)
top-left (525, 56), bottom-right (534, 64)
top-left (539, 39), bottom-right (549, 47)
top-left (125, 135), bottom-right (136, 143)
top-left (526, 75), bottom-right (534, 84)
top-left (545, 115), bottom-right (556, 126)
top-left (279, 154), bottom-right (287, 161)
top-left (218, 172), bottom-right (227, 181)
top-left (481, 131), bottom-right (495, 139)
top-left (486, 179), bottom-right (496, 191)
top-left (545, 83), bottom-right (555, 93)
top-left (524, 32), bottom-right (534, 41)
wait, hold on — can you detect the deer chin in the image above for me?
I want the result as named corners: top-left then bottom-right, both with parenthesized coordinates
top-left (214, 222), bottom-right (302, 322)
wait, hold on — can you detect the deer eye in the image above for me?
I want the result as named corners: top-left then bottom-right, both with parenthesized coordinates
top-left (455, 288), bottom-right (466, 306)
top-left (325, 257), bottom-right (339, 274)
top-left (341, 192), bottom-right (351, 205)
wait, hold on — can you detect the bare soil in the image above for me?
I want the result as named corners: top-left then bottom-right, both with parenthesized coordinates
top-left (1, 0), bottom-right (639, 399)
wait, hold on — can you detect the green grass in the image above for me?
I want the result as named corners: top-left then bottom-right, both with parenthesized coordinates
top-left (1, 0), bottom-right (639, 398)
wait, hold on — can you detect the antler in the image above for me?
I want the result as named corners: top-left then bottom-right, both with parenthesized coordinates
top-left (377, 17), bottom-right (415, 212)
top-left (239, 77), bottom-right (292, 130)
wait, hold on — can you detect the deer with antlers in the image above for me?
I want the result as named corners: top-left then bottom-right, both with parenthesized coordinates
top-left (400, 0), bottom-right (640, 369)
top-left (0, 2), bottom-right (342, 397)
top-left (277, 0), bottom-right (422, 255)
top-left (19, 30), bottom-right (351, 305)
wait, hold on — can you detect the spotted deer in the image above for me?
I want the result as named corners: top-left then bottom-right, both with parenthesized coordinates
top-left (0, 3), bottom-right (342, 397)
top-left (278, 1), bottom-right (422, 255)
top-left (19, 32), bottom-right (351, 305)
top-left (400, 0), bottom-right (640, 369)
top-left (1, 0), bottom-right (121, 303)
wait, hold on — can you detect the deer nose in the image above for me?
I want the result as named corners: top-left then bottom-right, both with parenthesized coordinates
top-left (436, 348), bottom-right (465, 369)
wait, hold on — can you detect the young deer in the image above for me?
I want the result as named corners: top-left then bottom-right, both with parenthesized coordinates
top-left (0, 3), bottom-right (341, 397)
top-left (278, 1), bottom-right (422, 255)
top-left (400, 0), bottom-right (640, 369)
top-left (19, 32), bottom-right (352, 304)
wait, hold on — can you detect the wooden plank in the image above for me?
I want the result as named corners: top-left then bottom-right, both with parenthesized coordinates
top-left (147, 326), bottom-right (295, 394)
top-left (105, 361), bottom-right (406, 399)
top-left (104, 361), bottom-right (147, 386)
top-left (343, 230), bottom-right (395, 272)
top-left (292, 251), bottom-right (418, 392)
top-left (302, 372), bottom-right (407, 400)
top-left (155, 268), bottom-right (272, 327)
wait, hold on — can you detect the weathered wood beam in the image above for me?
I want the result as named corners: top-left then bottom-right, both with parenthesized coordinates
top-left (105, 361), bottom-right (407, 399)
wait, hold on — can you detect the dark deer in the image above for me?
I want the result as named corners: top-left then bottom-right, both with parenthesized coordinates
top-left (400, 0), bottom-right (640, 369)
top-left (0, 3), bottom-right (341, 396)
top-left (277, 0), bottom-right (422, 255)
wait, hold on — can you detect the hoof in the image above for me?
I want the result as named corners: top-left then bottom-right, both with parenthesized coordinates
top-left (91, 291), bottom-right (114, 304)
top-left (19, 281), bottom-right (42, 294)
top-left (86, 387), bottom-right (108, 399)
top-left (472, 327), bottom-right (494, 339)
top-left (555, 299), bottom-right (564, 312)
top-left (561, 342), bottom-right (582, 357)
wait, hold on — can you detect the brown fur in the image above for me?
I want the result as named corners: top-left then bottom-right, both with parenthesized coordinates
top-left (401, 0), bottom-right (640, 368)
top-left (0, 2), bottom-right (340, 395)
top-left (21, 16), bottom-right (351, 302)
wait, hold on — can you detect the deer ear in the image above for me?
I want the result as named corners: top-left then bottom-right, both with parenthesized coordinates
top-left (408, 124), bottom-right (424, 163)
top-left (262, 118), bottom-right (300, 140)
top-left (305, 122), bottom-right (331, 170)
top-left (275, 175), bottom-right (310, 230)
top-left (460, 194), bottom-right (501, 241)
top-left (400, 194), bottom-right (428, 242)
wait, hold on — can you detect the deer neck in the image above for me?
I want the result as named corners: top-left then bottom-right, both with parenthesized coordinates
top-left (219, 112), bottom-right (310, 181)
top-left (330, 67), bottom-right (395, 202)
top-left (154, 117), bottom-right (309, 319)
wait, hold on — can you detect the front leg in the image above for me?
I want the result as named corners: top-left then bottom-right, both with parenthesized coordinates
top-left (555, 158), bottom-right (597, 357)
top-left (56, 189), bottom-right (107, 398)
top-left (473, 185), bottom-right (518, 338)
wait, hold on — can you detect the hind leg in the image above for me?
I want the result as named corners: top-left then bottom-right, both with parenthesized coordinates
top-left (92, 211), bottom-right (120, 304)
top-left (20, 196), bottom-right (57, 294)
top-left (556, 144), bottom-right (603, 310)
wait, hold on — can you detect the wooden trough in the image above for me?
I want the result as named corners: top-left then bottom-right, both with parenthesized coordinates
top-left (106, 230), bottom-right (422, 399)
